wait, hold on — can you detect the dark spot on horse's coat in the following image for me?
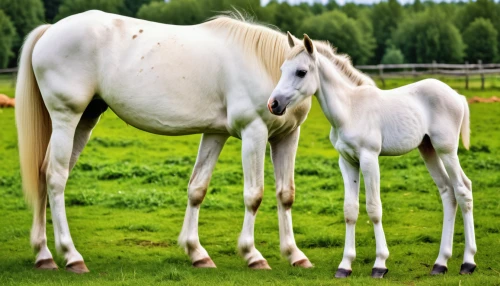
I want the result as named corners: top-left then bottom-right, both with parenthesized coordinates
top-left (139, 29), bottom-right (143, 33)
top-left (354, 180), bottom-right (357, 183)
top-left (132, 35), bottom-right (137, 39)
top-left (182, 76), bottom-right (185, 79)
top-left (139, 69), bottom-right (143, 73)
top-left (157, 42), bottom-right (160, 46)
top-left (151, 67), bottom-right (154, 69)
top-left (141, 56), bottom-right (144, 60)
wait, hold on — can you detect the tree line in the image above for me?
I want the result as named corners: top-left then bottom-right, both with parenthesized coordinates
top-left (0, 0), bottom-right (499, 68)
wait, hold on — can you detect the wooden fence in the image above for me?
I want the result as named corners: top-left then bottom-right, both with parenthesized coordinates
top-left (355, 60), bottom-right (500, 89)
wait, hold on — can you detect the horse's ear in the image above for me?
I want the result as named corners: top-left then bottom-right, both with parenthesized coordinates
top-left (303, 34), bottom-right (314, 55)
top-left (287, 31), bottom-right (295, 48)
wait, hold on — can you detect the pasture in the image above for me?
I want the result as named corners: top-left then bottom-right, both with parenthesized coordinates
top-left (1, 74), bottom-right (499, 285)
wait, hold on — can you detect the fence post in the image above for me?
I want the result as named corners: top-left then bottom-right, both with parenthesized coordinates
top-left (432, 60), bottom-right (437, 74)
top-left (478, 60), bottom-right (484, 90)
top-left (378, 64), bottom-right (385, 88)
top-left (412, 65), bottom-right (417, 78)
top-left (465, 61), bottom-right (469, 90)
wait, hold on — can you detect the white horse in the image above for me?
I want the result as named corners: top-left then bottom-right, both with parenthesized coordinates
top-left (268, 34), bottom-right (476, 278)
top-left (16, 11), bottom-right (321, 273)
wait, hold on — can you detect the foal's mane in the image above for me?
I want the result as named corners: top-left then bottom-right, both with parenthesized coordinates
top-left (288, 42), bottom-right (374, 87)
top-left (204, 14), bottom-right (374, 87)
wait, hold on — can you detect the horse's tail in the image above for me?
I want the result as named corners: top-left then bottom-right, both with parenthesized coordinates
top-left (460, 95), bottom-right (470, 150)
top-left (15, 24), bottom-right (52, 208)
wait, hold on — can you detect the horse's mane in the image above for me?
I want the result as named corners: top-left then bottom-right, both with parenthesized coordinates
top-left (204, 14), bottom-right (287, 84)
top-left (204, 13), bottom-right (374, 86)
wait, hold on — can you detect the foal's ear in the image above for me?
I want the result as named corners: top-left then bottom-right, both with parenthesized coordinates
top-left (303, 34), bottom-right (314, 55)
top-left (287, 31), bottom-right (295, 48)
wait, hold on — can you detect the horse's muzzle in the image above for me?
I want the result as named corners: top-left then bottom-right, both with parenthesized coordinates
top-left (268, 98), bottom-right (287, 116)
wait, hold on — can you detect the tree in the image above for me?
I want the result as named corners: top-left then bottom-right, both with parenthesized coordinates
top-left (298, 10), bottom-right (375, 65)
top-left (265, 1), bottom-right (312, 36)
top-left (393, 10), bottom-right (464, 63)
top-left (121, 0), bottom-right (159, 17)
top-left (0, 10), bottom-right (16, 68)
top-left (463, 18), bottom-right (498, 63)
top-left (381, 46), bottom-right (404, 64)
top-left (0, 0), bottom-right (45, 66)
top-left (42, 0), bottom-right (63, 22)
top-left (456, 0), bottom-right (500, 44)
top-left (370, 0), bottom-right (403, 64)
top-left (137, 0), bottom-right (204, 25)
top-left (55, 0), bottom-right (125, 21)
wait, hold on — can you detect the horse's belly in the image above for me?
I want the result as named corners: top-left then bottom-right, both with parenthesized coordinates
top-left (104, 94), bottom-right (228, 136)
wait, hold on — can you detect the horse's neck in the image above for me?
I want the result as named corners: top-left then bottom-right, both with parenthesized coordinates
top-left (316, 55), bottom-right (354, 129)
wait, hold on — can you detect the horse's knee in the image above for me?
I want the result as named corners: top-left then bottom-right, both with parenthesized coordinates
top-left (454, 186), bottom-right (473, 211)
top-left (366, 201), bottom-right (382, 224)
top-left (344, 202), bottom-right (359, 224)
top-left (188, 184), bottom-right (208, 206)
top-left (277, 185), bottom-right (295, 209)
top-left (244, 187), bottom-right (263, 213)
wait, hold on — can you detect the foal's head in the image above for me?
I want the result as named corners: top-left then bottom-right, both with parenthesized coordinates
top-left (268, 33), bottom-right (320, 116)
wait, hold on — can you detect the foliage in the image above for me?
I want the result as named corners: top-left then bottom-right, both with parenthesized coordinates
top-left (0, 10), bottom-right (15, 68)
top-left (137, 0), bottom-right (204, 25)
top-left (42, 0), bottom-right (63, 22)
top-left (298, 10), bottom-right (375, 65)
top-left (0, 0), bottom-right (44, 66)
top-left (264, 1), bottom-right (312, 35)
top-left (55, 0), bottom-right (125, 22)
top-left (463, 18), bottom-right (498, 63)
top-left (381, 46), bottom-right (404, 65)
top-left (370, 0), bottom-right (403, 64)
top-left (393, 9), bottom-right (464, 63)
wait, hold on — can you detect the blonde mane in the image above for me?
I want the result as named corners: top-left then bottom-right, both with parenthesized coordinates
top-left (204, 15), bottom-right (373, 87)
top-left (204, 16), bottom-right (288, 83)
top-left (288, 42), bottom-right (374, 87)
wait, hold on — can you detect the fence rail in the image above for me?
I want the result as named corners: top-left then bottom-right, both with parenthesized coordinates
top-left (355, 60), bottom-right (500, 89)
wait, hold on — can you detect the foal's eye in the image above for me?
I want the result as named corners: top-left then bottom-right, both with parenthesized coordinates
top-left (295, 70), bottom-right (307, 78)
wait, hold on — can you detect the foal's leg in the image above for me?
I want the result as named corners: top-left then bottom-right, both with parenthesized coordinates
top-left (179, 133), bottom-right (228, 268)
top-left (418, 139), bottom-right (456, 275)
top-left (335, 156), bottom-right (360, 278)
top-left (270, 127), bottom-right (312, 268)
top-left (360, 151), bottom-right (389, 278)
top-left (32, 100), bottom-right (105, 271)
top-left (238, 119), bottom-right (270, 269)
top-left (438, 152), bottom-right (476, 274)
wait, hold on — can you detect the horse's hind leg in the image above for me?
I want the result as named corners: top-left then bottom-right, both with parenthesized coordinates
top-left (178, 133), bottom-right (228, 268)
top-left (418, 137), bottom-right (456, 275)
top-left (436, 150), bottom-right (476, 274)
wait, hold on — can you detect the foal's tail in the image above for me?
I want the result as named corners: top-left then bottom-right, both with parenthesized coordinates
top-left (15, 24), bottom-right (52, 208)
top-left (460, 95), bottom-right (470, 150)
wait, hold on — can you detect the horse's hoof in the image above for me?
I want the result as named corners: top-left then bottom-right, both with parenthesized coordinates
top-left (292, 259), bottom-right (313, 268)
top-left (459, 263), bottom-right (476, 275)
top-left (65, 261), bottom-right (89, 274)
top-left (34, 258), bottom-right (58, 270)
top-left (335, 268), bottom-right (352, 278)
top-left (192, 257), bottom-right (216, 268)
top-left (248, 260), bottom-right (271, 270)
top-left (371, 267), bottom-right (388, 278)
top-left (430, 264), bottom-right (447, 275)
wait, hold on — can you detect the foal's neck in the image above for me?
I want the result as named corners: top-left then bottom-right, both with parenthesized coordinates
top-left (316, 55), bottom-right (354, 129)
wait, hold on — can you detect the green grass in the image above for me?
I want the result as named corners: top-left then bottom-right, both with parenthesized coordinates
top-left (1, 75), bottom-right (500, 285)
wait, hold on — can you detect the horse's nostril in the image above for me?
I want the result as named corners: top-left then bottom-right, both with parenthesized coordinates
top-left (271, 100), bottom-right (279, 109)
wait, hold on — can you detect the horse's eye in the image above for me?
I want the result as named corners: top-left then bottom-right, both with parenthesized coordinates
top-left (295, 70), bottom-right (307, 78)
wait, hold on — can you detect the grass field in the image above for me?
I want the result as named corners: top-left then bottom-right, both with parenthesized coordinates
top-left (1, 74), bottom-right (499, 285)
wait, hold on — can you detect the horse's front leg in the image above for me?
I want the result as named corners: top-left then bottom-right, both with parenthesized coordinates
top-left (238, 119), bottom-right (270, 269)
top-left (360, 151), bottom-right (389, 278)
top-left (179, 133), bottom-right (229, 268)
top-left (335, 156), bottom-right (360, 278)
top-left (270, 127), bottom-right (312, 268)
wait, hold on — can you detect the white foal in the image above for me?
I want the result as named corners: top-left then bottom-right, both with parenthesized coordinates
top-left (268, 34), bottom-right (476, 278)
top-left (16, 11), bottom-right (315, 272)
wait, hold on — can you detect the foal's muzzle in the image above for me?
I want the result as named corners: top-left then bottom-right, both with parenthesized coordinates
top-left (267, 97), bottom-right (287, 116)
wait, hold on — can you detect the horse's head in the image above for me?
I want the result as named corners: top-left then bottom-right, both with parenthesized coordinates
top-left (268, 33), bottom-right (320, 116)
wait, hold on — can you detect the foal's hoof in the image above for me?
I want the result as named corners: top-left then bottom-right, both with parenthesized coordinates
top-left (459, 263), bottom-right (476, 275)
top-left (335, 268), bottom-right (352, 278)
top-left (65, 261), bottom-right (89, 274)
top-left (292, 259), bottom-right (313, 268)
top-left (371, 267), bottom-right (388, 278)
top-left (249, 260), bottom-right (271, 270)
top-left (192, 257), bottom-right (216, 268)
top-left (430, 264), bottom-right (448, 275)
top-left (34, 258), bottom-right (58, 270)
